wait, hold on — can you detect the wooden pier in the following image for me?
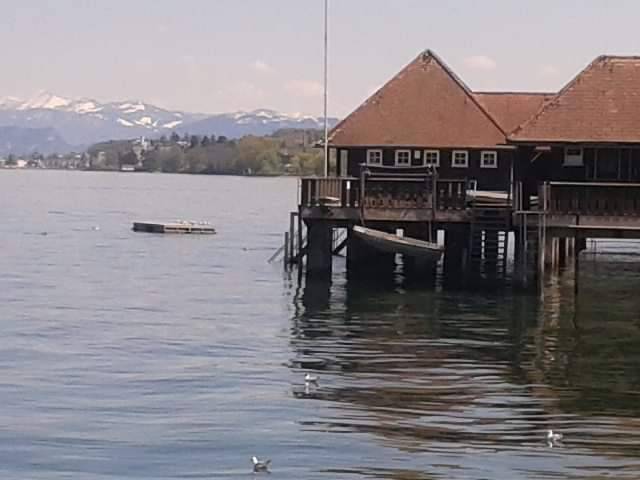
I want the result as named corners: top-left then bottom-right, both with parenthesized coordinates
top-left (273, 52), bottom-right (640, 292)
top-left (273, 170), bottom-right (640, 293)
top-left (132, 221), bottom-right (216, 234)
top-left (274, 167), bottom-right (515, 287)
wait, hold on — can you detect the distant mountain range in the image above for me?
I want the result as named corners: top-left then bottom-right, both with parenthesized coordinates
top-left (0, 126), bottom-right (72, 156)
top-left (0, 91), bottom-right (339, 155)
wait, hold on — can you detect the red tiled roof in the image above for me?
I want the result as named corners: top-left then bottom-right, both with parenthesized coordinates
top-left (329, 50), bottom-right (507, 148)
top-left (474, 92), bottom-right (553, 134)
top-left (510, 56), bottom-right (640, 143)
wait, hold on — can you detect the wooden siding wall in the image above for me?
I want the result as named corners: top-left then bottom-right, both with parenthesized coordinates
top-left (336, 147), bottom-right (512, 192)
top-left (520, 147), bottom-right (640, 184)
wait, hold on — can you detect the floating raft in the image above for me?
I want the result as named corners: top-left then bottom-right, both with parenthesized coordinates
top-left (132, 220), bottom-right (216, 234)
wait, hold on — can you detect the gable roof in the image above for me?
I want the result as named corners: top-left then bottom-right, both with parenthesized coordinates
top-left (328, 50), bottom-right (507, 148)
top-left (510, 56), bottom-right (640, 143)
top-left (474, 92), bottom-right (553, 134)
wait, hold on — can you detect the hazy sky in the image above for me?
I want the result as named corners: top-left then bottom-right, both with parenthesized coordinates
top-left (3, 0), bottom-right (640, 116)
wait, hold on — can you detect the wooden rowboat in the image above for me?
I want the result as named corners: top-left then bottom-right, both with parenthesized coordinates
top-left (353, 225), bottom-right (443, 261)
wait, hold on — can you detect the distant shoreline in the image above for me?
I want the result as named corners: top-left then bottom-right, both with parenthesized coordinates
top-left (0, 167), bottom-right (304, 178)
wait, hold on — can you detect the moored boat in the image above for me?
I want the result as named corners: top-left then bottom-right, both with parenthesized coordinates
top-left (352, 225), bottom-right (443, 261)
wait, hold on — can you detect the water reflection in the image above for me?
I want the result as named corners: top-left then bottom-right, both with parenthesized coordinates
top-left (290, 259), bottom-right (640, 478)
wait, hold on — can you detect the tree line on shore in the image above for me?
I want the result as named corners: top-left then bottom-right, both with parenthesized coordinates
top-left (87, 129), bottom-right (325, 176)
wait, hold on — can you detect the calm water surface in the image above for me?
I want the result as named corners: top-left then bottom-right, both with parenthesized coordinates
top-left (1, 170), bottom-right (640, 479)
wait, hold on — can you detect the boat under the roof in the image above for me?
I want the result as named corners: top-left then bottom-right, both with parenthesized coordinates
top-left (352, 225), bottom-right (443, 262)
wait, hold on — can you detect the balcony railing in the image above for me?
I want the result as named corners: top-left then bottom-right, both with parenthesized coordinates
top-left (300, 177), bottom-right (359, 208)
top-left (436, 179), bottom-right (467, 210)
top-left (541, 181), bottom-right (640, 215)
top-left (300, 174), bottom-right (467, 211)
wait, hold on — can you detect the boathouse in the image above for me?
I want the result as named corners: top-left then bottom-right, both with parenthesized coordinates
top-left (327, 50), bottom-right (551, 192)
top-left (509, 55), bottom-right (640, 282)
top-left (286, 51), bottom-right (640, 290)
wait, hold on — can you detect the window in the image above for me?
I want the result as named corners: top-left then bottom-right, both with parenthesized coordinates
top-left (366, 149), bottom-right (382, 165)
top-left (481, 151), bottom-right (497, 168)
top-left (339, 150), bottom-right (348, 176)
top-left (329, 148), bottom-right (337, 166)
top-left (452, 150), bottom-right (468, 168)
top-left (395, 149), bottom-right (411, 166)
top-left (423, 149), bottom-right (440, 167)
top-left (564, 147), bottom-right (583, 166)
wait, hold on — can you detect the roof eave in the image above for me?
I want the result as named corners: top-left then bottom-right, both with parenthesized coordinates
top-left (509, 138), bottom-right (640, 146)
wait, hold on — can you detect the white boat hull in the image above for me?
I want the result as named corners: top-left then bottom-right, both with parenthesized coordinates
top-left (352, 226), bottom-right (443, 261)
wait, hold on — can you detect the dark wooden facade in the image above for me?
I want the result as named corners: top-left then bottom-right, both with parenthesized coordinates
top-left (334, 146), bottom-right (513, 192)
top-left (518, 146), bottom-right (640, 182)
top-left (515, 146), bottom-right (640, 210)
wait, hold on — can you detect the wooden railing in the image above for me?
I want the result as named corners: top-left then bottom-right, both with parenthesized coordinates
top-left (436, 179), bottom-right (467, 210)
top-left (300, 175), bottom-right (467, 210)
top-left (362, 178), bottom-right (433, 209)
top-left (541, 181), bottom-right (640, 216)
top-left (300, 177), bottom-right (359, 208)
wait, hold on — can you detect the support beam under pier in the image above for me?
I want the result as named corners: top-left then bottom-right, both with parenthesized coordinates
top-left (443, 225), bottom-right (468, 287)
top-left (305, 222), bottom-right (333, 278)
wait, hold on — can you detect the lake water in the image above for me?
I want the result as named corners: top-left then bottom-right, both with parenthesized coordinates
top-left (1, 170), bottom-right (640, 479)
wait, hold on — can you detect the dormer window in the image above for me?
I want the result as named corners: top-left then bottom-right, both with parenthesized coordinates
top-left (395, 149), bottom-right (411, 166)
top-left (366, 149), bottom-right (382, 165)
top-left (564, 147), bottom-right (583, 166)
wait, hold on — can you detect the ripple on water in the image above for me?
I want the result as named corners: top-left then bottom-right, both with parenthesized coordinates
top-left (2, 172), bottom-right (640, 479)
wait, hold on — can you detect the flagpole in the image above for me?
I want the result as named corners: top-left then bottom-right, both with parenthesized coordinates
top-left (323, 0), bottom-right (329, 177)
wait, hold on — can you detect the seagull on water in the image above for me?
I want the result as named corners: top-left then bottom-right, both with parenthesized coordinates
top-left (547, 429), bottom-right (563, 447)
top-left (252, 456), bottom-right (271, 473)
top-left (304, 373), bottom-right (319, 385)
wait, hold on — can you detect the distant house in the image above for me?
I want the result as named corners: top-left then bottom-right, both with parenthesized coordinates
top-left (328, 50), bottom-right (551, 192)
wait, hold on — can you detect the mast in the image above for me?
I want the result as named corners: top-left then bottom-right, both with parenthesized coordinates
top-left (323, 0), bottom-right (329, 177)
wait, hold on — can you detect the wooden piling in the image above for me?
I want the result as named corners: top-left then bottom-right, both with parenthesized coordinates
top-left (574, 234), bottom-right (580, 296)
top-left (443, 225), bottom-right (467, 287)
top-left (284, 231), bottom-right (290, 267)
top-left (306, 222), bottom-right (333, 278)
top-left (288, 212), bottom-right (296, 263)
top-left (558, 237), bottom-right (567, 267)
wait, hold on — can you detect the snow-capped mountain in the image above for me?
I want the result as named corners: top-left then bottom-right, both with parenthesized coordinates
top-left (0, 91), bottom-right (200, 146)
top-left (0, 91), bottom-right (337, 153)
top-left (183, 108), bottom-right (337, 138)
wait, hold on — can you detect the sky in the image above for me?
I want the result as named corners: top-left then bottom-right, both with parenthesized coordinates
top-left (3, 0), bottom-right (640, 117)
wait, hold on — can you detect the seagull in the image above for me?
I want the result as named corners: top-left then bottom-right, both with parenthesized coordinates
top-left (304, 373), bottom-right (319, 385)
top-left (252, 456), bottom-right (271, 473)
top-left (547, 429), bottom-right (563, 447)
